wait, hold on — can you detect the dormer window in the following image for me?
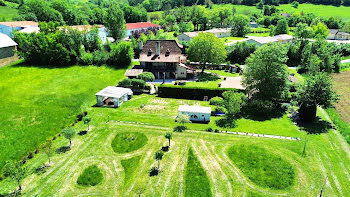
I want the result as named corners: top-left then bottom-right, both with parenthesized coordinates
top-left (165, 49), bottom-right (170, 57)
top-left (147, 49), bottom-right (152, 56)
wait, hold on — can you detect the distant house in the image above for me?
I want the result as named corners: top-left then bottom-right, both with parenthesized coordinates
top-left (124, 69), bottom-right (143, 79)
top-left (138, 40), bottom-right (195, 79)
top-left (247, 34), bottom-right (293, 46)
top-left (126, 22), bottom-right (160, 37)
top-left (328, 29), bottom-right (350, 40)
top-left (68, 25), bottom-right (108, 43)
top-left (95, 86), bottom-right (133, 108)
top-left (177, 32), bottom-right (199, 42)
top-left (0, 21), bottom-right (38, 38)
top-left (178, 28), bottom-right (230, 42)
top-left (280, 13), bottom-right (291, 18)
top-left (178, 105), bottom-right (211, 123)
top-left (0, 32), bottom-right (17, 60)
top-left (249, 22), bottom-right (259, 28)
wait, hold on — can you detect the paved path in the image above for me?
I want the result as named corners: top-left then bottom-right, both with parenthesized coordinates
top-left (341, 59), bottom-right (350, 64)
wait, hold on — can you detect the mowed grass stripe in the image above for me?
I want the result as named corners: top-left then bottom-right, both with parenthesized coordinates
top-left (185, 147), bottom-right (213, 197)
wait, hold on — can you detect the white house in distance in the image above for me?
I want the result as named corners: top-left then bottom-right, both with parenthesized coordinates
top-left (178, 105), bottom-right (211, 123)
top-left (126, 22), bottom-right (160, 37)
top-left (0, 21), bottom-right (38, 38)
top-left (178, 28), bottom-right (231, 42)
top-left (247, 34), bottom-right (293, 46)
top-left (95, 86), bottom-right (133, 108)
top-left (328, 29), bottom-right (350, 40)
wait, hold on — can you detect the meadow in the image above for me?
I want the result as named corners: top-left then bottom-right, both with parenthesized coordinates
top-left (0, 6), bottom-right (18, 21)
top-left (0, 94), bottom-right (349, 196)
top-left (0, 63), bottom-right (126, 168)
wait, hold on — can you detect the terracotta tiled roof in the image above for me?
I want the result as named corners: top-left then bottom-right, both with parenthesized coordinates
top-left (0, 21), bottom-right (38, 27)
top-left (127, 22), bottom-right (160, 30)
top-left (139, 40), bottom-right (186, 63)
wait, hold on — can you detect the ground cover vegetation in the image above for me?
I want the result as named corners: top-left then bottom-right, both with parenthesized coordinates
top-left (77, 165), bottom-right (103, 186)
top-left (0, 63), bottom-right (126, 169)
top-left (111, 132), bottom-right (148, 153)
top-left (0, 94), bottom-right (349, 196)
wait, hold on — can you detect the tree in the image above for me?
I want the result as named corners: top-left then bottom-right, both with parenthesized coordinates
top-left (62, 128), bottom-right (75, 147)
top-left (155, 150), bottom-right (164, 170)
top-left (222, 91), bottom-right (246, 120)
top-left (272, 18), bottom-right (289, 35)
top-left (227, 41), bottom-right (257, 64)
top-left (341, 21), bottom-right (350, 33)
top-left (103, 4), bottom-right (126, 41)
top-left (296, 73), bottom-right (339, 122)
top-left (41, 140), bottom-right (54, 165)
top-left (294, 23), bottom-right (313, 40)
top-left (176, 113), bottom-right (191, 126)
top-left (2, 160), bottom-right (27, 191)
top-left (243, 42), bottom-right (288, 102)
top-left (231, 15), bottom-right (250, 37)
top-left (164, 132), bottom-right (172, 147)
top-left (137, 72), bottom-right (155, 82)
top-left (83, 116), bottom-right (91, 131)
top-left (187, 33), bottom-right (227, 73)
top-left (312, 22), bottom-right (329, 40)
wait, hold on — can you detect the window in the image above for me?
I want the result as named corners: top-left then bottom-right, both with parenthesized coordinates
top-left (190, 114), bottom-right (198, 119)
top-left (147, 49), bottom-right (152, 56)
top-left (165, 49), bottom-right (170, 57)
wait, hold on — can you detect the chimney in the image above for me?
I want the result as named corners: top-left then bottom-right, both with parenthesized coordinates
top-left (156, 41), bottom-right (160, 56)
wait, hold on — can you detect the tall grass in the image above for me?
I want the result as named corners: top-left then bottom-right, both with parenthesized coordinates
top-left (111, 132), bottom-right (148, 153)
top-left (0, 64), bottom-right (126, 168)
top-left (77, 165), bottom-right (103, 186)
top-left (185, 148), bottom-right (212, 197)
top-left (121, 155), bottom-right (142, 185)
top-left (326, 108), bottom-right (350, 144)
top-left (227, 144), bottom-right (295, 190)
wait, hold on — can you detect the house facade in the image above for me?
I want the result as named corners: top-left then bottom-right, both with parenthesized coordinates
top-left (95, 86), bottom-right (133, 108)
top-left (178, 28), bottom-right (231, 42)
top-left (0, 21), bottom-right (38, 38)
top-left (139, 40), bottom-right (195, 79)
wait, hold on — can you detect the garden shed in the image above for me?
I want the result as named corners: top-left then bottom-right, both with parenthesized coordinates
top-left (95, 86), bottom-right (133, 108)
top-left (178, 105), bottom-right (211, 123)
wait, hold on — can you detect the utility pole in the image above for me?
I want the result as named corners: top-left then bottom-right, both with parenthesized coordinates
top-left (319, 177), bottom-right (327, 197)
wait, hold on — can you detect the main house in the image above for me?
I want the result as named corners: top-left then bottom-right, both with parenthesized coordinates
top-left (138, 40), bottom-right (195, 80)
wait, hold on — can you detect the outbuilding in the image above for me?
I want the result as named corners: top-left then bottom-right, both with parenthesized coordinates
top-left (95, 86), bottom-right (133, 108)
top-left (178, 105), bottom-right (211, 123)
top-left (0, 32), bottom-right (17, 60)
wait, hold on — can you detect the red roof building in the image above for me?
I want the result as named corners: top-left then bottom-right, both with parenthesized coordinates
top-left (126, 22), bottom-right (160, 30)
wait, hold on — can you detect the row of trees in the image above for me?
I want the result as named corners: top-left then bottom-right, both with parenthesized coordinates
top-left (14, 21), bottom-right (133, 67)
top-left (15, 0), bottom-right (147, 25)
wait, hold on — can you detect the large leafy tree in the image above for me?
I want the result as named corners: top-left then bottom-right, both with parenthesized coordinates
top-left (293, 23), bottom-right (313, 40)
top-left (227, 41), bottom-right (257, 64)
top-left (2, 160), bottom-right (27, 191)
top-left (296, 73), bottom-right (339, 122)
top-left (222, 91), bottom-right (246, 120)
top-left (231, 15), bottom-right (250, 37)
top-left (312, 22), bottom-right (329, 40)
top-left (272, 18), bottom-right (289, 36)
top-left (243, 42), bottom-right (289, 102)
top-left (103, 3), bottom-right (126, 41)
top-left (187, 33), bottom-right (227, 73)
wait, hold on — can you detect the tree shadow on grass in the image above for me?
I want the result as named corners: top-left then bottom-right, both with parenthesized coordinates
top-left (78, 130), bottom-right (88, 136)
top-left (55, 146), bottom-right (71, 154)
top-left (298, 117), bottom-right (333, 134)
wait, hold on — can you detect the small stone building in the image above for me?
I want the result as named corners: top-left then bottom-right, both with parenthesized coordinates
top-left (178, 105), bottom-right (211, 123)
top-left (0, 33), bottom-right (17, 59)
top-left (95, 86), bottom-right (133, 108)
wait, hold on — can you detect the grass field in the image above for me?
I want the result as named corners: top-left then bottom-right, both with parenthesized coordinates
top-left (207, 70), bottom-right (240, 77)
top-left (0, 6), bottom-right (18, 21)
top-left (332, 71), bottom-right (350, 124)
top-left (0, 95), bottom-right (349, 196)
top-left (0, 63), bottom-right (126, 168)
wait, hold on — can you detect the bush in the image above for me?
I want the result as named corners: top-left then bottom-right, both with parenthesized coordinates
top-left (118, 78), bottom-right (132, 87)
top-left (206, 127), bottom-right (213, 132)
top-left (173, 125), bottom-right (187, 132)
top-left (215, 106), bottom-right (226, 113)
top-left (27, 151), bottom-right (34, 159)
top-left (131, 79), bottom-right (146, 89)
top-left (209, 96), bottom-right (224, 106)
top-left (149, 166), bottom-right (159, 176)
top-left (77, 165), bottom-right (103, 186)
top-left (197, 72), bottom-right (220, 82)
top-left (108, 41), bottom-right (134, 67)
top-left (214, 129), bottom-right (220, 133)
top-left (243, 99), bottom-right (284, 119)
top-left (0, 0), bottom-right (6, 6)
top-left (137, 72), bottom-right (155, 82)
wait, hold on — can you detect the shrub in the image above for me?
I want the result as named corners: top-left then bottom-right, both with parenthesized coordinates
top-left (173, 126), bottom-right (187, 132)
top-left (137, 72), bottom-right (155, 82)
top-left (131, 79), bottom-right (146, 89)
top-left (209, 96), bottom-right (224, 106)
top-left (215, 106), bottom-right (226, 113)
top-left (118, 78), bottom-right (132, 87)
top-left (214, 129), bottom-right (220, 133)
top-left (27, 152), bottom-right (34, 159)
top-left (80, 52), bottom-right (93, 65)
top-left (77, 165), bottom-right (103, 186)
top-left (0, 0), bottom-right (6, 6)
top-left (197, 72), bottom-right (220, 82)
top-left (108, 41), bottom-right (134, 67)
top-left (206, 127), bottom-right (213, 132)
top-left (149, 167), bottom-right (159, 176)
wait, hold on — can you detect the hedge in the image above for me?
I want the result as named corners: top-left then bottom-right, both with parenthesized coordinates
top-left (158, 86), bottom-right (242, 100)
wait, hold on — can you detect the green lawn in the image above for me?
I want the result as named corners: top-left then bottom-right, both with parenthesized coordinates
top-left (247, 32), bottom-right (270, 37)
top-left (0, 6), bottom-right (18, 21)
top-left (207, 70), bottom-right (240, 77)
top-left (221, 37), bottom-right (246, 43)
top-left (0, 63), bottom-right (126, 168)
top-left (341, 55), bottom-right (350, 60)
top-left (111, 132), bottom-right (148, 153)
top-left (121, 155), bottom-right (142, 185)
